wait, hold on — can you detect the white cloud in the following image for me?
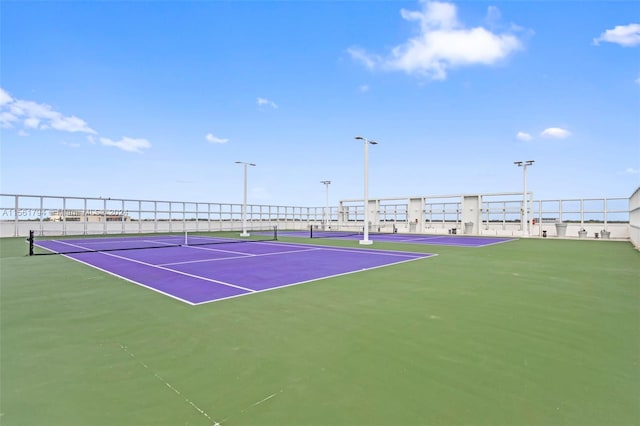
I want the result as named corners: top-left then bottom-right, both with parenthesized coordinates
top-left (50, 115), bottom-right (95, 133)
top-left (10, 99), bottom-right (57, 121)
top-left (0, 88), bottom-right (13, 106)
top-left (348, 1), bottom-right (523, 80)
top-left (1, 87), bottom-right (152, 153)
top-left (485, 6), bottom-right (502, 27)
top-left (635, 74), bottom-right (640, 85)
top-left (516, 131), bottom-right (532, 141)
top-left (624, 167), bottom-right (640, 175)
top-left (0, 88), bottom-right (96, 134)
top-left (0, 111), bottom-right (18, 128)
top-left (257, 97), bottom-right (278, 109)
top-left (205, 133), bottom-right (229, 144)
top-left (61, 141), bottom-right (81, 148)
top-left (346, 47), bottom-right (378, 70)
top-left (24, 117), bottom-right (40, 129)
top-left (541, 127), bottom-right (571, 139)
top-left (100, 137), bottom-right (151, 153)
top-left (593, 23), bottom-right (640, 47)
top-left (359, 84), bottom-right (370, 93)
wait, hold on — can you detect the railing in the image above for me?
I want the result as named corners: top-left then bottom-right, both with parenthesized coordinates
top-left (0, 194), bottom-right (325, 237)
top-left (340, 194), bottom-right (630, 239)
top-left (1, 192), bottom-right (634, 241)
top-left (629, 187), bottom-right (640, 248)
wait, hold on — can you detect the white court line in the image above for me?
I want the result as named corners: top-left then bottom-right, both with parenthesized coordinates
top-left (160, 247), bottom-right (322, 266)
top-left (43, 238), bottom-right (180, 252)
top-left (53, 239), bottom-right (255, 293)
top-left (381, 236), bottom-right (443, 243)
top-left (375, 235), bottom-right (518, 248)
top-left (46, 239), bottom-right (90, 250)
top-left (43, 239), bottom-right (435, 306)
top-left (184, 244), bottom-right (259, 256)
top-left (48, 237), bottom-right (427, 258)
top-left (255, 240), bottom-right (430, 258)
top-left (383, 237), bottom-right (516, 248)
top-left (194, 253), bottom-right (437, 306)
top-left (100, 251), bottom-right (256, 293)
top-left (50, 252), bottom-right (197, 305)
top-left (219, 389), bottom-right (284, 424)
top-left (250, 392), bottom-right (279, 407)
top-left (119, 343), bottom-right (218, 424)
top-left (159, 253), bottom-right (256, 267)
top-left (474, 238), bottom-right (516, 247)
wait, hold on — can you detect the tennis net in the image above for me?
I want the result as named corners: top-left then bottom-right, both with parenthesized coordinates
top-left (28, 227), bottom-right (278, 256)
top-left (309, 225), bottom-right (363, 239)
top-left (309, 224), bottom-right (401, 239)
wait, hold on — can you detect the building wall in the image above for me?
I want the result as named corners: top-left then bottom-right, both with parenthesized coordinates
top-left (629, 187), bottom-right (640, 248)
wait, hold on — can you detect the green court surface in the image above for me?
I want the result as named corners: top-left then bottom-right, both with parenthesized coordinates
top-left (1, 236), bottom-right (638, 425)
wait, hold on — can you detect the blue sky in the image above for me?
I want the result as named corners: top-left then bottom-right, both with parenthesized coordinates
top-left (1, 0), bottom-right (638, 207)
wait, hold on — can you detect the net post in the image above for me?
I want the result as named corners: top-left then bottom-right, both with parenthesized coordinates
top-left (309, 224), bottom-right (313, 238)
top-left (28, 230), bottom-right (34, 256)
top-left (274, 225), bottom-right (278, 241)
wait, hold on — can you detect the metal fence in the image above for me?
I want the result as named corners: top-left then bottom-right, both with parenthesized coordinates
top-left (0, 194), bottom-right (325, 237)
top-left (338, 192), bottom-right (630, 238)
top-left (630, 187), bottom-right (640, 248)
top-left (0, 192), bottom-right (632, 240)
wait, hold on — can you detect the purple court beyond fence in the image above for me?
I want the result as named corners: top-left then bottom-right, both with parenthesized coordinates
top-left (35, 238), bottom-right (436, 305)
top-left (282, 230), bottom-right (515, 247)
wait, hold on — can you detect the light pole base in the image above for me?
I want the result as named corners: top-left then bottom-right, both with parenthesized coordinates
top-left (359, 239), bottom-right (373, 245)
top-left (240, 232), bottom-right (250, 237)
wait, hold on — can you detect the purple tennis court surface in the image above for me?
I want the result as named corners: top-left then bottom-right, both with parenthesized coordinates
top-left (281, 231), bottom-right (515, 247)
top-left (35, 238), bottom-right (434, 305)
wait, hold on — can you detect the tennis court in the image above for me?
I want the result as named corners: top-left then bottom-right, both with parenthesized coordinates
top-left (1, 235), bottom-right (639, 426)
top-left (33, 233), bottom-right (434, 305)
top-left (282, 229), bottom-right (515, 247)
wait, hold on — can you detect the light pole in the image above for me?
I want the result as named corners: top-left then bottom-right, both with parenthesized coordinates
top-left (514, 160), bottom-right (534, 237)
top-left (235, 161), bottom-right (256, 236)
top-left (320, 180), bottom-right (331, 230)
top-left (355, 136), bottom-right (378, 245)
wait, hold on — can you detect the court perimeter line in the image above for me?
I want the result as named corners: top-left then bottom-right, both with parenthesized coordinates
top-left (47, 238), bottom-right (181, 250)
top-left (282, 232), bottom-right (516, 248)
top-left (52, 253), bottom-right (198, 305)
top-left (184, 244), bottom-right (260, 257)
top-left (375, 235), bottom-right (517, 248)
top-left (43, 240), bottom-right (435, 306)
top-left (98, 251), bottom-right (256, 293)
top-left (255, 240), bottom-right (429, 258)
top-left (472, 238), bottom-right (516, 247)
top-left (219, 389), bottom-right (284, 425)
top-left (119, 343), bottom-right (218, 425)
top-left (194, 253), bottom-right (437, 306)
top-left (160, 246), bottom-right (323, 267)
top-left (380, 236), bottom-right (447, 243)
